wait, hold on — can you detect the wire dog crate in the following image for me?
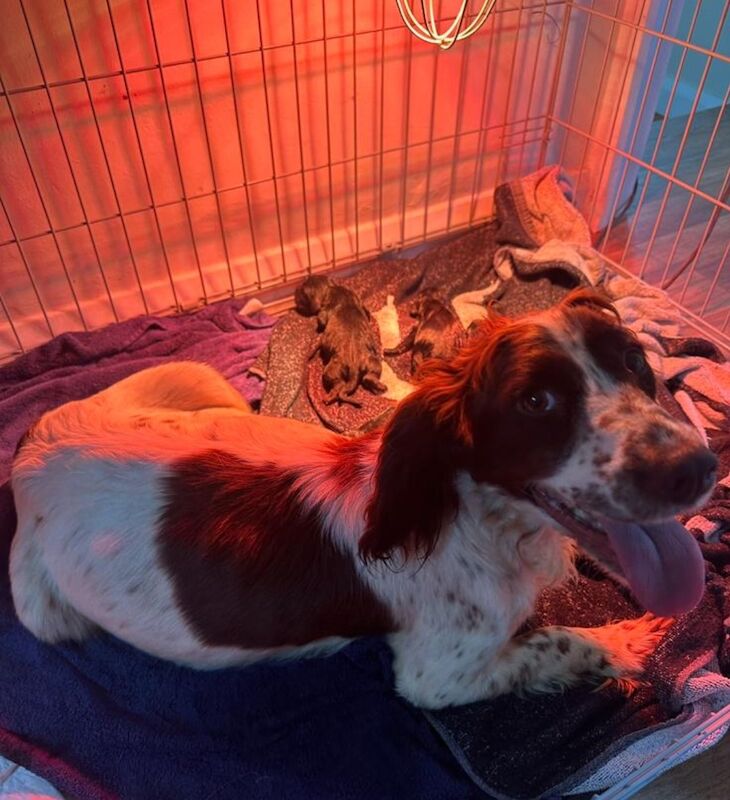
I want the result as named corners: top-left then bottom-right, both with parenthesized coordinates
top-left (1, 3), bottom-right (729, 797)
top-left (0, 0), bottom-right (728, 361)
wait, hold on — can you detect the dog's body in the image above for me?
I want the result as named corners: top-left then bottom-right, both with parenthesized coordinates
top-left (10, 292), bottom-right (716, 709)
top-left (385, 293), bottom-right (461, 373)
top-left (295, 276), bottom-right (387, 406)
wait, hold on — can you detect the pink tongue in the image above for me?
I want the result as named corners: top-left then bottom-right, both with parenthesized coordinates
top-left (603, 519), bottom-right (705, 616)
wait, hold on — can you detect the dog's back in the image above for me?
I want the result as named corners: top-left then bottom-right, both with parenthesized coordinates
top-left (10, 362), bottom-right (345, 667)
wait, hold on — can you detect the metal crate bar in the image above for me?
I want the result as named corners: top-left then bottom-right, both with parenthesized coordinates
top-left (2, 0), bottom-right (728, 361)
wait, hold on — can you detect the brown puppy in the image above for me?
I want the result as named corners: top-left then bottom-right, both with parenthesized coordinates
top-left (385, 292), bottom-right (461, 374)
top-left (295, 276), bottom-right (387, 406)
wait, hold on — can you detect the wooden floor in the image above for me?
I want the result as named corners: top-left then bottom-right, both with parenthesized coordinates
top-left (631, 730), bottom-right (730, 800)
top-left (600, 104), bottom-right (729, 342)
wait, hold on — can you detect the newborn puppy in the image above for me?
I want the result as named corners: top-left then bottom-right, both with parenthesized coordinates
top-left (295, 276), bottom-right (387, 406)
top-left (385, 292), bottom-right (461, 373)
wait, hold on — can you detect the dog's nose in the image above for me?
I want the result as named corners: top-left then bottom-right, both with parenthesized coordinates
top-left (629, 448), bottom-right (717, 509)
top-left (669, 449), bottom-right (718, 505)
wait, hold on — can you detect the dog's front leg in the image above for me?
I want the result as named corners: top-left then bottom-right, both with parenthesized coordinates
top-left (482, 614), bottom-right (673, 699)
top-left (390, 629), bottom-right (504, 709)
top-left (391, 615), bottom-right (672, 709)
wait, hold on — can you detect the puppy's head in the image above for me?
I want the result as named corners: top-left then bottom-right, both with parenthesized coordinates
top-left (361, 290), bottom-right (714, 615)
top-left (295, 275), bottom-right (333, 316)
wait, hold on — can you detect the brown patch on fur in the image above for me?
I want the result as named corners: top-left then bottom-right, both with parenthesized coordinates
top-left (616, 399), bottom-right (639, 416)
top-left (567, 293), bottom-right (657, 399)
top-left (414, 315), bottom-right (574, 448)
top-left (642, 425), bottom-right (674, 447)
top-left (159, 451), bottom-right (395, 649)
top-left (461, 603), bottom-right (485, 631)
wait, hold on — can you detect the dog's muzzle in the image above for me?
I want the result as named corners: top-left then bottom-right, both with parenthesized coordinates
top-left (625, 448), bottom-right (717, 509)
top-left (524, 437), bottom-right (717, 618)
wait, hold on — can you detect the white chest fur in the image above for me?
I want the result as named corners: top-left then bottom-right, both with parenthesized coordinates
top-left (370, 474), bottom-right (576, 708)
top-left (366, 472), bottom-right (575, 638)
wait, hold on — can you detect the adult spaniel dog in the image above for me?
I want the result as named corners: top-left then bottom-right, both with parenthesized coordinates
top-left (10, 290), bottom-right (716, 708)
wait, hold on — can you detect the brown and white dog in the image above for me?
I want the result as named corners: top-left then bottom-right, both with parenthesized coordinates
top-left (9, 290), bottom-right (716, 709)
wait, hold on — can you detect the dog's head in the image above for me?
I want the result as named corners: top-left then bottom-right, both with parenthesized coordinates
top-left (295, 275), bottom-right (333, 317)
top-left (361, 289), bottom-right (715, 616)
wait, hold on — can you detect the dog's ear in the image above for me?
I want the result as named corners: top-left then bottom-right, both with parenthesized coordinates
top-left (561, 288), bottom-right (619, 321)
top-left (359, 395), bottom-right (461, 564)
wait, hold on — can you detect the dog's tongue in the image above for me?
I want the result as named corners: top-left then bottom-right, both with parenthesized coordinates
top-left (601, 518), bottom-right (705, 616)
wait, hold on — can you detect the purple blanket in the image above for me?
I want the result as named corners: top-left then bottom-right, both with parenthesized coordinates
top-left (0, 300), bottom-right (272, 455)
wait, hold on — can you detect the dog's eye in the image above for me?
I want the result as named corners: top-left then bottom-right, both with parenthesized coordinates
top-left (624, 348), bottom-right (646, 374)
top-left (519, 389), bottom-right (556, 415)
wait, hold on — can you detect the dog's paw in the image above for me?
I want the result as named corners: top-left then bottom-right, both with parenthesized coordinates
top-left (578, 614), bottom-right (674, 694)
